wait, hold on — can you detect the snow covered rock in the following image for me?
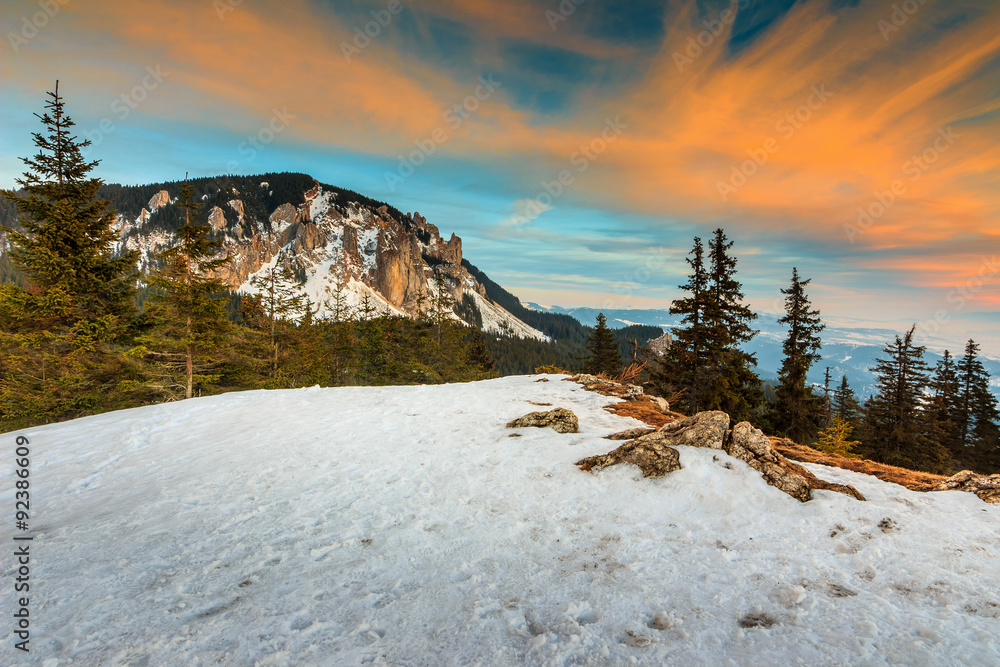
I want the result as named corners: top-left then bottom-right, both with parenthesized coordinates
top-left (506, 407), bottom-right (579, 434)
top-left (934, 470), bottom-right (1000, 504)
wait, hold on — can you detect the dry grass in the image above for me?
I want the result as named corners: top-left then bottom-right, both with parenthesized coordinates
top-left (770, 438), bottom-right (946, 491)
top-left (605, 397), bottom-right (684, 429)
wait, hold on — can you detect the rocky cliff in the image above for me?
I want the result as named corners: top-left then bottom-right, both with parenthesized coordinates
top-left (112, 175), bottom-right (546, 340)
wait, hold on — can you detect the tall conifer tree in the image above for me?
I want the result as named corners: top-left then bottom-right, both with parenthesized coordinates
top-left (654, 237), bottom-right (710, 412)
top-left (584, 313), bottom-right (622, 376)
top-left (1, 81), bottom-right (137, 327)
top-left (702, 229), bottom-right (761, 421)
top-left (860, 326), bottom-right (947, 472)
top-left (140, 178), bottom-right (230, 399)
top-left (771, 268), bottom-right (825, 443)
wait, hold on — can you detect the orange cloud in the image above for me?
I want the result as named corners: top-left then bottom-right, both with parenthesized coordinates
top-left (6, 0), bottom-right (997, 307)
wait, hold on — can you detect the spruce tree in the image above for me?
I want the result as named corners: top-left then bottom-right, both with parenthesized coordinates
top-left (324, 274), bottom-right (355, 385)
top-left (584, 313), bottom-right (622, 376)
top-left (654, 237), bottom-right (710, 412)
top-left (139, 178), bottom-right (230, 399)
top-left (702, 228), bottom-right (761, 421)
top-left (356, 294), bottom-right (389, 384)
top-left (771, 268), bottom-right (826, 443)
top-left (831, 375), bottom-right (861, 426)
top-left (927, 350), bottom-right (962, 460)
top-left (1, 81), bottom-right (137, 327)
top-left (0, 82), bottom-right (142, 428)
top-left (467, 328), bottom-right (496, 376)
top-left (956, 340), bottom-right (1000, 470)
top-left (860, 326), bottom-right (947, 472)
top-left (249, 253), bottom-right (308, 376)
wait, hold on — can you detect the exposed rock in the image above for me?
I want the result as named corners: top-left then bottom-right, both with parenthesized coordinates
top-left (650, 411), bottom-right (730, 450)
top-left (269, 203), bottom-right (298, 227)
top-left (138, 207), bottom-right (152, 224)
top-left (208, 206), bottom-right (226, 231)
top-left (228, 199), bottom-right (245, 220)
top-left (725, 422), bottom-right (812, 502)
top-left (649, 396), bottom-right (670, 413)
top-left (933, 470), bottom-right (1000, 504)
top-left (605, 427), bottom-right (657, 441)
top-left (568, 374), bottom-right (616, 387)
top-left (579, 411), bottom-right (864, 503)
top-left (506, 408), bottom-right (579, 434)
top-left (647, 331), bottom-right (672, 356)
top-left (576, 438), bottom-right (681, 478)
top-left (147, 190), bottom-right (170, 212)
top-left (579, 413), bottom-right (725, 477)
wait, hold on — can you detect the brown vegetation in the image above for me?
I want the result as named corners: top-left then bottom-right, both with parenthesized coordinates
top-left (605, 397), bottom-right (684, 428)
top-left (770, 438), bottom-right (946, 491)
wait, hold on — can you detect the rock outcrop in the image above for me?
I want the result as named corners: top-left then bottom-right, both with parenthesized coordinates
top-left (577, 437), bottom-right (681, 477)
top-left (577, 406), bottom-right (865, 502)
top-left (727, 422), bottom-right (812, 502)
top-left (147, 190), bottom-right (170, 212)
top-left (506, 408), bottom-right (579, 434)
top-left (567, 374), bottom-right (643, 399)
top-left (109, 176), bottom-right (547, 340)
top-left (208, 206), bottom-right (226, 231)
top-left (933, 470), bottom-right (1000, 504)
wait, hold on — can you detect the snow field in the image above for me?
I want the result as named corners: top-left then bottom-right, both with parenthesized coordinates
top-left (0, 376), bottom-right (998, 666)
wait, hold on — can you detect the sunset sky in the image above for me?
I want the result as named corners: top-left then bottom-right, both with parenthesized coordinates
top-left (2, 0), bottom-right (998, 352)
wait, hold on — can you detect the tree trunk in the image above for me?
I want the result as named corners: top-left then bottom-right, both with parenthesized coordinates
top-left (186, 314), bottom-right (193, 399)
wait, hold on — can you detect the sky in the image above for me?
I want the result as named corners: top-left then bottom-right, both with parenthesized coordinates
top-left (2, 0), bottom-right (998, 354)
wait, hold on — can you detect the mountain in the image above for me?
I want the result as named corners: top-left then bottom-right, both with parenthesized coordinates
top-left (5, 375), bottom-right (998, 664)
top-left (527, 305), bottom-right (1000, 399)
top-left (1, 172), bottom-right (548, 340)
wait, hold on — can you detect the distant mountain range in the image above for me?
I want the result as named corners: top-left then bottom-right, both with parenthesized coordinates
top-left (526, 304), bottom-right (1000, 400)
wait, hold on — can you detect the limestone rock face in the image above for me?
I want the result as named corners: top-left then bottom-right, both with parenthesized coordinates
top-left (147, 190), bottom-right (170, 212)
top-left (109, 177), bottom-right (547, 340)
top-left (506, 408), bottom-right (579, 434)
top-left (933, 470), bottom-right (1000, 504)
top-left (648, 331), bottom-right (672, 356)
top-left (269, 203), bottom-right (297, 227)
top-left (208, 206), bottom-right (226, 231)
top-left (726, 422), bottom-right (812, 502)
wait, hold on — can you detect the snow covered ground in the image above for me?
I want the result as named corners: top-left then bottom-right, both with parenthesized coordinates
top-left (2, 376), bottom-right (999, 666)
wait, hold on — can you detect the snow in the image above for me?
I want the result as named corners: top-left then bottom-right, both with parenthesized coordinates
top-left (464, 289), bottom-right (549, 341)
top-left (4, 379), bottom-right (999, 665)
top-left (308, 187), bottom-right (336, 223)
